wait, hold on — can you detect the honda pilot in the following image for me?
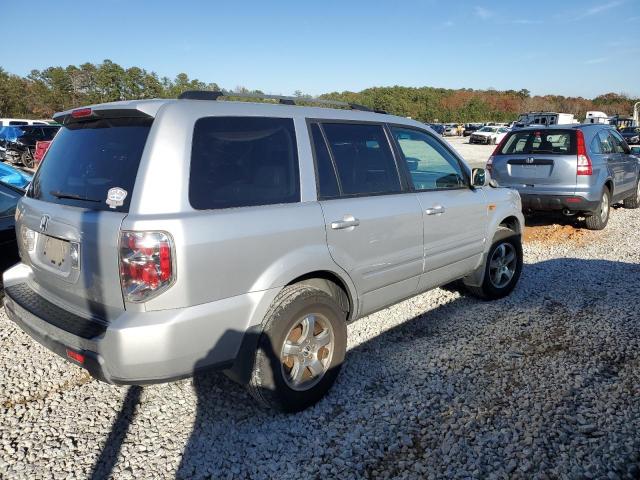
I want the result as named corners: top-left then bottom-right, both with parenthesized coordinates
top-left (3, 92), bottom-right (525, 411)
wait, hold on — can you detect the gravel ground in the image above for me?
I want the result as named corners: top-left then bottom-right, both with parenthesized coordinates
top-left (1, 195), bottom-right (639, 478)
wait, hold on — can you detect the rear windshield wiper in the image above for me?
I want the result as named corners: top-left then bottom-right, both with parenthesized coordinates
top-left (50, 190), bottom-right (101, 203)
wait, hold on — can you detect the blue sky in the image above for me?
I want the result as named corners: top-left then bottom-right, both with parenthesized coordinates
top-left (4, 0), bottom-right (639, 98)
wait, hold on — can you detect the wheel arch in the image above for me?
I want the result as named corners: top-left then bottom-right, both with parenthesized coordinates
top-left (286, 270), bottom-right (355, 322)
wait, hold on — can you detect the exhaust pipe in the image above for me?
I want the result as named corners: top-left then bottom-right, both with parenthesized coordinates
top-left (562, 209), bottom-right (576, 216)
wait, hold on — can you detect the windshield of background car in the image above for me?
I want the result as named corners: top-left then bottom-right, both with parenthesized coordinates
top-left (478, 127), bottom-right (496, 133)
top-left (499, 130), bottom-right (576, 155)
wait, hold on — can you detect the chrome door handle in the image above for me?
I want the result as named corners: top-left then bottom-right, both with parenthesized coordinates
top-left (425, 205), bottom-right (446, 215)
top-left (331, 215), bottom-right (360, 230)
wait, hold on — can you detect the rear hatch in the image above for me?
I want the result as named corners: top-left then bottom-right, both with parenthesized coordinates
top-left (16, 113), bottom-right (152, 321)
top-left (490, 129), bottom-right (578, 194)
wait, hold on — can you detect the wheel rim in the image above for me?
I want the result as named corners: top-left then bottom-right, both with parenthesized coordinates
top-left (636, 181), bottom-right (640, 202)
top-left (489, 242), bottom-right (517, 289)
top-left (280, 313), bottom-right (334, 391)
top-left (600, 192), bottom-right (609, 222)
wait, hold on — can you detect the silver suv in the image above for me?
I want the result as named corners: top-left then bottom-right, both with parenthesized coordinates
top-left (3, 92), bottom-right (524, 411)
top-left (488, 124), bottom-right (640, 230)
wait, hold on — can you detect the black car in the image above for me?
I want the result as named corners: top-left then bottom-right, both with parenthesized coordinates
top-left (463, 123), bottom-right (484, 137)
top-left (2, 125), bottom-right (60, 168)
top-left (620, 127), bottom-right (640, 145)
top-left (0, 165), bottom-right (31, 292)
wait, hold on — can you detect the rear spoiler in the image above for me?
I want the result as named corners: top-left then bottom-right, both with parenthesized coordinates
top-left (53, 108), bottom-right (153, 126)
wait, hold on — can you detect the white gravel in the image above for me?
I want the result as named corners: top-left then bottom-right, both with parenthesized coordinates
top-left (1, 207), bottom-right (640, 479)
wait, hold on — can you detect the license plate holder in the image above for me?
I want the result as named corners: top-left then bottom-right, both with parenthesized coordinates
top-left (41, 235), bottom-right (69, 270)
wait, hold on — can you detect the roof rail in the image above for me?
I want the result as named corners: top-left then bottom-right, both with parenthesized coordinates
top-left (177, 90), bottom-right (387, 114)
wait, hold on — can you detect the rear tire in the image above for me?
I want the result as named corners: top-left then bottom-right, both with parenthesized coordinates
top-left (585, 187), bottom-right (611, 230)
top-left (623, 179), bottom-right (640, 209)
top-left (247, 284), bottom-right (347, 412)
top-left (466, 228), bottom-right (522, 300)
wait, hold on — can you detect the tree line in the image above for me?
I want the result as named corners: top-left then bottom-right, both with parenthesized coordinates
top-left (1, 59), bottom-right (637, 123)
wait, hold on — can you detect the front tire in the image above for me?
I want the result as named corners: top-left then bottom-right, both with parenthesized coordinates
top-left (466, 229), bottom-right (522, 300)
top-left (585, 187), bottom-right (610, 230)
top-left (21, 150), bottom-right (34, 169)
top-left (247, 284), bottom-right (347, 412)
top-left (623, 179), bottom-right (640, 209)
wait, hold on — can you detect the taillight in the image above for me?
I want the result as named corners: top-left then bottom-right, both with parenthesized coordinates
top-left (119, 231), bottom-right (174, 302)
top-left (576, 130), bottom-right (593, 176)
top-left (487, 134), bottom-right (508, 172)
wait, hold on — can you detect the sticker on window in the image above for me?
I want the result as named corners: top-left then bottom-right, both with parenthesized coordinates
top-left (106, 187), bottom-right (128, 209)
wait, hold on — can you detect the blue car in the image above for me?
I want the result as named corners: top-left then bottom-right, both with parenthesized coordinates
top-left (0, 162), bottom-right (32, 189)
top-left (0, 163), bottom-right (30, 284)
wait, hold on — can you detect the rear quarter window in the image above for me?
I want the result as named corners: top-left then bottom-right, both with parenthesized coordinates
top-left (189, 116), bottom-right (300, 210)
top-left (500, 130), bottom-right (576, 155)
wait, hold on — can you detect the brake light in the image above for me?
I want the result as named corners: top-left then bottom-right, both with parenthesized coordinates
top-left (576, 130), bottom-right (593, 176)
top-left (487, 134), bottom-right (508, 172)
top-left (119, 231), bottom-right (174, 302)
top-left (66, 349), bottom-right (85, 364)
top-left (71, 108), bottom-right (92, 118)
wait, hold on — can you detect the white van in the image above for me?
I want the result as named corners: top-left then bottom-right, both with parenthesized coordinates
top-left (515, 112), bottom-right (578, 127)
top-left (584, 111), bottom-right (610, 124)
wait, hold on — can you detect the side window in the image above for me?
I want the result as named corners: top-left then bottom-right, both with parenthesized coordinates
top-left (322, 123), bottom-right (401, 196)
top-left (309, 123), bottom-right (339, 198)
top-left (391, 127), bottom-right (467, 190)
top-left (189, 116), bottom-right (300, 210)
top-left (590, 135), bottom-right (603, 154)
top-left (610, 130), bottom-right (630, 154)
top-left (597, 131), bottom-right (614, 154)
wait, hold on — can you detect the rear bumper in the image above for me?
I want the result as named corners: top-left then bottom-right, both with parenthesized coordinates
top-left (520, 193), bottom-right (600, 212)
top-left (2, 263), bottom-right (278, 384)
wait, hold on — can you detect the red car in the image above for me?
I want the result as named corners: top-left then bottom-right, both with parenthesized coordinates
top-left (33, 140), bottom-right (52, 167)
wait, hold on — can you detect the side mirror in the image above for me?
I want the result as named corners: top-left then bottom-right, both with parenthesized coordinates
top-left (471, 168), bottom-right (487, 187)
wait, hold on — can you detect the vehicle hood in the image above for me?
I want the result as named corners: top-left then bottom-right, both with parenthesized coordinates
top-left (472, 131), bottom-right (494, 137)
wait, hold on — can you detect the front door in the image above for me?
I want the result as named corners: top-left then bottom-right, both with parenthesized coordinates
top-left (389, 126), bottom-right (489, 291)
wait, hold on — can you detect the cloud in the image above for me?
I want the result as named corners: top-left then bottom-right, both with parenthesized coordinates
top-left (584, 57), bottom-right (608, 65)
top-left (474, 6), bottom-right (494, 19)
top-left (570, 0), bottom-right (625, 20)
top-left (442, 20), bottom-right (454, 27)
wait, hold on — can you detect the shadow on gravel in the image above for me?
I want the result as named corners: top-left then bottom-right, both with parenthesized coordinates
top-left (90, 385), bottom-right (142, 480)
top-left (88, 258), bottom-right (640, 478)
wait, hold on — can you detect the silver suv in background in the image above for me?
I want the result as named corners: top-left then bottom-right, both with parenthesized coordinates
top-left (487, 124), bottom-right (640, 230)
top-left (3, 92), bottom-right (524, 411)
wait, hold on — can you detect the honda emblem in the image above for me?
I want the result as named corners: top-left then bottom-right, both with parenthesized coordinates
top-left (40, 214), bottom-right (50, 232)
top-left (526, 157), bottom-right (534, 164)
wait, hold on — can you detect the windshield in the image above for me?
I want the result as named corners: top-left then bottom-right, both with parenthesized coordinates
top-left (621, 127), bottom-right (639, 134)
top-left (479, 127), bottom-right (496, 133)
top-left (0, 162), bottom-right (32, 190)
top-left (28, 117), bottom-right (152, 212)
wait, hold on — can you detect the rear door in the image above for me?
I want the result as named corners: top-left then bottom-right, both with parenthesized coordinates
top-left (310, 121), bottom-right (424, 316)
top-left (389, 126), bottom-right (488, 290)
top-left (491, 129), bottom-right (578, 195)
top-left (610, 129), bottom-right (637, 194)
top-left (16, 115), bottom-right (152, 321)
top-left (597, 130), bottom-right (626, 194)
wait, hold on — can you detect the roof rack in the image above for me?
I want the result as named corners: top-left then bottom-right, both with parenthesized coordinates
top-left (177, 90), bottom-right (387, 114)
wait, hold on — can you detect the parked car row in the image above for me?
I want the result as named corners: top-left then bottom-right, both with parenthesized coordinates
top-left (0, 125), bottom-right (59, 168)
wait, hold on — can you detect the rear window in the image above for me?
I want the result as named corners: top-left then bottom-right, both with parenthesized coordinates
top-left (28, 117), bottom-right (151, 212)
top-left (189, 116), bottom-right (300, 210)
top-left (499, 130), bottom-right (576, 155)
